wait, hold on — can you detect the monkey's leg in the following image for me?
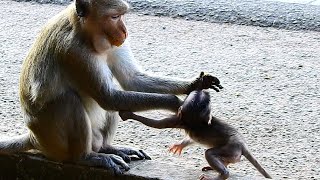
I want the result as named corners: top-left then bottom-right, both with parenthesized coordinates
top-left (203, 148), bottom-right (229, 180)
top-left (203, 144), bottom-right (242, 180)
top-left (27, 91), bottom-right (93, 161)
top-left (99, 111), bottom-right (151, 163)
top-left (27, 92), bottom-right (129, 173)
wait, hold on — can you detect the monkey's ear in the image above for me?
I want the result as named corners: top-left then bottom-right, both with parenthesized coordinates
top-left (76, 0), bottom-right (89, 17)
top-left (177, 106), bottom-right (183, 120)
top-left (207, 116), bottom-right (212, 125)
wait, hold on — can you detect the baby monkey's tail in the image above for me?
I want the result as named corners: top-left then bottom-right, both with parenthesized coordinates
top-left (242, 147), bottom-right (272, 179)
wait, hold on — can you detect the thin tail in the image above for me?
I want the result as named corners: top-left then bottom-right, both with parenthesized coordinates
top-left (242, 147), bottom-right (272, 179)
top-left (0, 133), bottom-right (34, 154)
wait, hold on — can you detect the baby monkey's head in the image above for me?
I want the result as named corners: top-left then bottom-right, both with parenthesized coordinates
top-left (178, 90), bottom-right (212, 126)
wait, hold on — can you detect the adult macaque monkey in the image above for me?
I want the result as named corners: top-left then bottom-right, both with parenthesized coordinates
top-left (0, 0), bottom-right (222, 174)
top-left (119, 80), bottom-right (272, 179)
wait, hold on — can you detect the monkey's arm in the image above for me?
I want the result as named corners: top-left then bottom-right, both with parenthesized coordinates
top-left (169, 137), bottom-right (194, 155)
top-left (119, 111), bottom-right (181, 129)
top-left (108, 42), bottom-right (222, 94)
top-left (62, 47), bottom-right (182, 112)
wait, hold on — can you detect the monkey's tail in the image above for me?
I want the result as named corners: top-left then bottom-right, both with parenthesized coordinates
top-left (0, 133), bottom-right (34, 154)
top-left (242, 147), bottom-right (272, 179)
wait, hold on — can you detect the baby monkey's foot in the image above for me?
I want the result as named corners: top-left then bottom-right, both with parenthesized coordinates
top-left (202, 166), bottom-right (214, 171)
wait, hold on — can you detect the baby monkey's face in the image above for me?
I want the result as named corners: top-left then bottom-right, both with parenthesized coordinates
top-left (179, 90), bottom-right (212, 125)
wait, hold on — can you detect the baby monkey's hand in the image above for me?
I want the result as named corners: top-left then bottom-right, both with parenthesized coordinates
top-left (119, 111), bottom-right (134, 121)
top-left (169, 143), bottom-right (185, 155)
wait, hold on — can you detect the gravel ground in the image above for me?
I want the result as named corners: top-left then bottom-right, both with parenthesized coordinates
top-left (0, 0), bottom-right (320, 179)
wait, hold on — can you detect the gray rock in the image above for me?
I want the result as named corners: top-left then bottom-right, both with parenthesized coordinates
top-left (12, 0), bottom-right (320, 31)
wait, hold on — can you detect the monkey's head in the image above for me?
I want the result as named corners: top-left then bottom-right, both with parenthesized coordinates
top-left (75, 0), bottom-right (129, 47)
top-left (178, 90), bottom-right (212, 126)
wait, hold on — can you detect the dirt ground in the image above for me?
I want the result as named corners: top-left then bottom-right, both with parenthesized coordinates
top-left (0, 0), bottom-right (319, 179)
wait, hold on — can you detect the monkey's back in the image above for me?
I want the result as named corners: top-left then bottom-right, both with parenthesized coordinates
top-left (185, 116), bottom-right (241, 148)
top-left (19, 5), bottom-right (76, 115)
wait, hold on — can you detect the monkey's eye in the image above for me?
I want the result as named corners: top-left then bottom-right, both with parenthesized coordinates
top-left (111, 15), bottom-right (121, 20)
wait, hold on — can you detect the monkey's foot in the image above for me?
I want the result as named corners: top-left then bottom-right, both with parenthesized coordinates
top-left (169, 144), bottom-right (184, 155)
top-left (99, 146), bottom-right (151, 163)
top-left (202, 166), bottom-right (213, 171)
top-left (199, 174), bottom-right (224, 180)
top-left (79, 152), bottom-right (130, 174)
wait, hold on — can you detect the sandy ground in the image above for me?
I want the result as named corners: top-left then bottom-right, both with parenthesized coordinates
top-left (0, 0), bottom-right (319, 179)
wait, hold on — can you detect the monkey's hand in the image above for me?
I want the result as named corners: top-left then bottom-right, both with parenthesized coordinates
top-left (119, 111), bottom-right (134, 121)
top-left (169, 143), bottom-right (186, 155)
top-left (202, 73), bottom-right (224, 92)
top-left (169, 138), bottom-right (193, 155)
top-left (187, 72), bottom-right (223, 94)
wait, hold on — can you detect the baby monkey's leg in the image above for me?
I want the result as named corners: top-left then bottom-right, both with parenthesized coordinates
top-left (201, 144), bottom-right (242, 180)
top-left (169, 137), bottom-right (194, 155)
top-left (202, 148), bottom-right (230, 180)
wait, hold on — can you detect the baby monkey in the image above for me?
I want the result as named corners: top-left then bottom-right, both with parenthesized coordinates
top-left (119, 75), bottom-right (272, 180)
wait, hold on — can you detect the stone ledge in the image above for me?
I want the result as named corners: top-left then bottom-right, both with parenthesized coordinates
top-left (0, 153), bottom-right (148, 180)
top-left (0, 153), bottom-right (266, 180)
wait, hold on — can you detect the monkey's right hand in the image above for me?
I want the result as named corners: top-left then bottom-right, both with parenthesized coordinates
top-left (119, 111), bottom-right (134, 121)
top-left (186, 72), bottom-right (223, 94)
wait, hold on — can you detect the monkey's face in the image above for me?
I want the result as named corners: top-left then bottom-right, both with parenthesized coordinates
top-left (76, 0), bottom-right (129, 47)
top-left (95, 0), bottom-right (129, 47)
top-left (102, 13), bottom-right (128, 47)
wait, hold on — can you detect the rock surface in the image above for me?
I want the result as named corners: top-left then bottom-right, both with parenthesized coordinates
top-left (11, 0), bottom-right (320, 31)
top-left (0, 153), bottom-right (264, 180)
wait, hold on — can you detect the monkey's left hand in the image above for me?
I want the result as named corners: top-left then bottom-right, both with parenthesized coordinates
top-left (169, 143), bottom-right (185, 155)
top-left (187, 72), bottom-right (223, 93)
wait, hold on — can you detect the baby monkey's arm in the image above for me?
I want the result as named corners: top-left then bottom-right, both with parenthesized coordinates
top-left (169, 137), bottom-right (194, 155)
top-left (119, 111), bottom-right (181, 129)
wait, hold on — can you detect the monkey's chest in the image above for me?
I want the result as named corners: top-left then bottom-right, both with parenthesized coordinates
top-left (81, 97), bottom-right (107, 127)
